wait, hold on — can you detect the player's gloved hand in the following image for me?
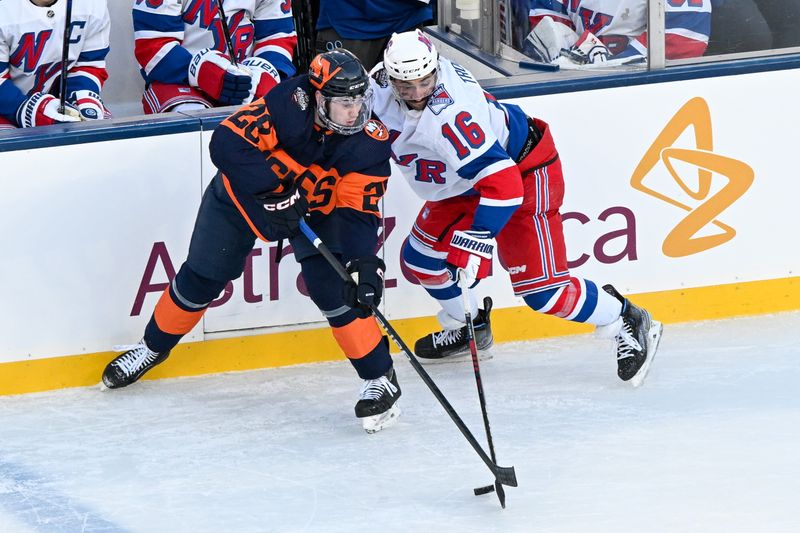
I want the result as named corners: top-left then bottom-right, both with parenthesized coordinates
top-left (16, 92), bottom-right (81, 128)
top-left (241, 57), bottom-right (281, 100)
top-left (188, 48), bottom-right (252, 105)
top-left (524, 15), bottom-right (579, 63)
top-left (68, 90), bottom-right (105, 120)
top-left (343, 256), bottom-right (386, 313)
top-left (560, 30), bottom-right (610, 65)
top-left (255, 183), bottom-right (309, 239)
top-left (446, 229), bottom-right (495, 287)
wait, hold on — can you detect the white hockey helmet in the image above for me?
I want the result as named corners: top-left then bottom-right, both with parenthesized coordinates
top-left (383, 29), bottom-right (439, 81)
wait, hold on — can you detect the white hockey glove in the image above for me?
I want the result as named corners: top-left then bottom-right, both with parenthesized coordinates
top-left (525, 16), bottom-right (579, 63)
top-left (68, 90), bottom-right (105, 120)
top-left (560, 30), bottom-right (610, 65)
top-left (240, 57), bottom-right (280, 101)
top-left (188, 48), bottom-right (252, 105)
top-left (16, 92), bottom-right (81, 128)
top-left (447, 230), bottom-right (495, 287)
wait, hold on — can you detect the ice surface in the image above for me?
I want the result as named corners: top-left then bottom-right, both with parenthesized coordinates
top-left (1, 312), bottom-right (799, 532)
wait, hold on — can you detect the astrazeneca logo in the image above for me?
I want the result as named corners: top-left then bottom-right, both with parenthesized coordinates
top-left (630, 97), bottom-right (754, 257)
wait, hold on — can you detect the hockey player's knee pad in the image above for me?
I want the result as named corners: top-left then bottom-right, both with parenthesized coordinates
top-left (174, 263), bottom-right (229, 307)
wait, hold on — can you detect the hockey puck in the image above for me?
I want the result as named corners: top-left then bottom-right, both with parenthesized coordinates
top-left (473, 485), bottom-right (495, 496)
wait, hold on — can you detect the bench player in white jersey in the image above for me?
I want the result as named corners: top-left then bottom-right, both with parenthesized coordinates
top-left (525, 0), bottom-right (712, 66)
top-left (370, 30), bottom-right (663, 386)
top-left (133, 0), bottom-right (296, 114)
top-left (0, 0), bottom-right (110, 130)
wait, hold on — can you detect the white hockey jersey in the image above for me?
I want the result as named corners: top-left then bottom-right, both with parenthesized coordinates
top-left (0, 0), bottom-right (110, 122)
top-left (133, 0), bottom-right (296, 85)
top-left (371, 57), bottom-right (530, 235)
top-left (529, 0), bottom-right (712, 59)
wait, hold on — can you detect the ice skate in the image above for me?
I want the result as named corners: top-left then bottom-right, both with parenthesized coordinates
top-left (101, 341), bottom-right (170, 390)
top-left (355, 368), bottom-right (401, 434)
top-left (415, 297), bottom-right (494, 364)
top-left (600, 285), bottom-right (663, 387)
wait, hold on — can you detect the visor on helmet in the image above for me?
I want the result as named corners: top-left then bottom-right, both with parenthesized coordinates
top-left (316, 87), bottom-right (374, 135)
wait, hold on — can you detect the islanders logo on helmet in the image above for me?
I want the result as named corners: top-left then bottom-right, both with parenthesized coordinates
top-left (309, 54), bottom-right (342, 91)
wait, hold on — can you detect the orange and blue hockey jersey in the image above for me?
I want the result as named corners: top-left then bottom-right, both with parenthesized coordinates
top-left (209, 74), bottom-right (392, 242)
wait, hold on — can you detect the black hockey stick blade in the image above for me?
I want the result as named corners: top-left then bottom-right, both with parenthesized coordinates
top-left (494, 465), bottom-right (518, 487)
top-left (473, 485), bottom-right (494, 496)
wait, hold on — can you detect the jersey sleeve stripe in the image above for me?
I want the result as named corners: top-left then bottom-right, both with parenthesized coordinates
top-left (76, 48), bottom-right (109, 62)
top-left (455, 141), bottom-right (514, 181)
top-left (479, 197), bottom-right (523, 207)
top-left (253, 17), bottom-right (296, 37)
top-left (144, 42), bottom-right (192, 84)
top-left (132, 8), bottom-right (185, 34)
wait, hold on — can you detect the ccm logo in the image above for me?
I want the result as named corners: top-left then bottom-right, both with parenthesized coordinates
top-left (263, 189), bottom-right (301, 211)
top-left (508, 265), bottom-right (527, 274)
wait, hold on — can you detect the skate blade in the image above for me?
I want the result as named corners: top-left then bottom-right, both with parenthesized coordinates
top-left (417, 349), bottom-right (494, 365)
top-left (99, 382), bottom-right (108, 391)
top-left (630, 320), bottom-right (663, 388)
top-left (362, 404), bottom-right (401, 434)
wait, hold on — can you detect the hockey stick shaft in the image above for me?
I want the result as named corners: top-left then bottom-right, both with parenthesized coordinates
top-left (216, 0), bottom-right (239, 67)
top-left (459, 272), bottom-right (507, 507)
top-left (58, 0), bottom-right (74, 114)
top-left (298, 219), bottom-right (517, 487)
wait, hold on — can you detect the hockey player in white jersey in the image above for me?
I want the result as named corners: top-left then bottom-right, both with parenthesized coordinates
top-left (525, 0), bottom-right (712, 66)
top-left (370, 30), bottom-right (662, 386)
top-left (133, 0), bottom-right (296, 114)
top-left (0, 0), bottom-right (110, 129)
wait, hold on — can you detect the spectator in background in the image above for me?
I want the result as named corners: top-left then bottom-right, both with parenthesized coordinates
top-left (133, 0), bottom-right (297, 114)
top-left (315, 0), bottom-right (433, 71)
top-left (0, 0), bottom-right (111, 130)
top-left (524, 0), bottom-right (713, 67)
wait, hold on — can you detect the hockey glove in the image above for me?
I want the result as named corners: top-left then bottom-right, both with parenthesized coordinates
top-left (68, 90), bottom-right (105, 120)
top-left (188, 48), bottom-right (252, 106)
top-left (255, 184), bottom-right (309, 240)
top-left (343, 256), bottom-right (386, 313)
top-left (524, 16), bottom-right (579, 63)
top-left (241, 57), bottom-right (281, 100)
top-left (447, 229), bottom-right (495, 287)
top-left (560, 31), bottom-right (610, 65)
top-left (16, 92), bottom-right (81, 128)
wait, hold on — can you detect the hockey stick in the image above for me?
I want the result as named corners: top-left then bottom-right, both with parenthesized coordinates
top-left (216, 0), bottom-right (239, 67)
top-left (298, 219), bottom-right (518, 493)
top-left (458, 272), bottom-right (507, 508)
top-left (58, 0), bottom-right (74, 114)
top-left (291, 0), bottom-right (316, 73)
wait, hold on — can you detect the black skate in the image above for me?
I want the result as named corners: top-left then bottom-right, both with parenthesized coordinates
top-left (101, 341), bottom-right (170, 390)
top-left (414, 297), bottom-right (494, 364)
top-left (355, 368), bottom-right (401, 434)
top-left (602, 285), bottom-right (663, 387)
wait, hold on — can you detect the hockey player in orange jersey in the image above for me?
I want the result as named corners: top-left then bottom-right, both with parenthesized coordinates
top-left (102, 49), bottom-right (401, 433)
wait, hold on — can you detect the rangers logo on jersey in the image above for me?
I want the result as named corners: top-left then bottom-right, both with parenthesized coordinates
top-left (427, 85), bottom-right (454, 115)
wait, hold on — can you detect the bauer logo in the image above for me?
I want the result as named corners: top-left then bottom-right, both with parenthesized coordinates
top-left (631, 97), bottom-right (754, 257)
